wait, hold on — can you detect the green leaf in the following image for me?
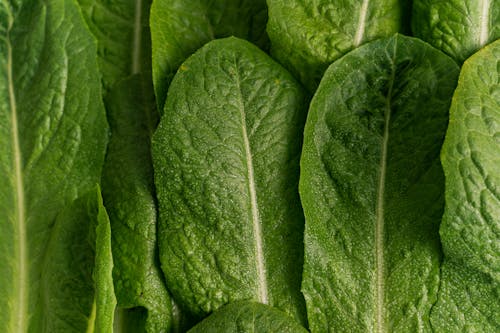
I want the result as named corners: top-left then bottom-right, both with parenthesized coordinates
top-left (299, 34), bottom-right (459, 332)
top-left (412, 0), bottom-right (500, 63)
top-left (102, 74), bottom-right (173, 333)
top-left (430, 39), bottom-right (500, 332)
top-left (77, 0), bottom-right (153, 91)
top-left (187, 301), bottom-right (308, 333)
top-left (94, 190), bottom-right (116, 332)
top-left (266, 0), bottom-right (410, 92)
top-left (0, 1), bottom-right (108, 332)
top-left (152, 37), bottom-right (307, 324)
top-left (40, 188), bottom-right (116, 333)
top-left (150, 0), bottom-right (269, 111)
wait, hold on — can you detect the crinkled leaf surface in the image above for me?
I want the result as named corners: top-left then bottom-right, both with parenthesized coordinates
top-left (150, 0), bottom-right (269, 111)
top-left (266, 0), bottom-right (410, 92)
top-left (41, 188), bottom-right (115, 333)
top-left (430, 39), bottom-right (500, 332)
top-left (78, 1), bottom-right (175, 330)
top-left (77, 0), bottom-right (152, 91)
top-left (0, 1), bottom-right (108, 331)
top-left (412, 0), bottom-right (500, 63)
top-left (299, 34), bottom-right (459, 333)
top-left (188, 301), bottom-right (308, 333)
top-left (102, 74), bottom-right (173, 333)
top-left (152, 37), bottom-right (307, 324)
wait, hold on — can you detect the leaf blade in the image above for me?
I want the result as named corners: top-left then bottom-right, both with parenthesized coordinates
top-left (187, 301), bottom-right (308, 333)
top-left (300, 34), bottom-right (459, 332)
top-left (102, 74), bottom-right (173, 333)
top-left (40, 188), bottom-right (115, 333)
top-left (77, 0), bottom-right (152, 91)
top-left (266, 0), bottom-right (410, 91)
top-left (0, 1), bottom-right (108, 331)
top-left (431, 39), bottom-right (500, 332)
top-left (150, 0), bottom-right (269, 111)
top-left (152, 37), bottom-right (307, 324)
top-left (412, 0), bottom-right (500, 63)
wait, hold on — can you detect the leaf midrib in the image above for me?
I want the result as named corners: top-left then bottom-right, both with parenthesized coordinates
top-left (6, 15), bottom-right (28, 333)
top-left (354, 0), bottom-right (370, 47)
top-left (374, 37), bottom-right (398, 333)
top-left (85, 299), bottom-right (97, 333)
top-left (233, 62), bottom-right (268, 305)
top-left (479, 0), bottom-right (491, 46)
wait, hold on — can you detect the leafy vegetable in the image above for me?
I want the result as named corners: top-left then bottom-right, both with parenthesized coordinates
top-left (77, 1), bottom-right (177, 331)
top-left (187, 301), bottom-right (308, 333)
top-left (430, 39), bottom-right (500, 332)
top-left (77, 0), bottom-right (153, 91)
top-left (41, 187), bottom-right (115, 333)
top-left (0, 1), bottom-right (108, 331)
top-left (102, 74), bottom-right (173, 333)
top-left (412, 0), bottom-right (500, 63)
top-left (152, 37), bottom-right (307, 324)
top-left (299, 34), bottom-right (459, 332)
top-left (266, 0), bottom-right (410, 91)
top-left (150, 0), bottom-right (269, 111)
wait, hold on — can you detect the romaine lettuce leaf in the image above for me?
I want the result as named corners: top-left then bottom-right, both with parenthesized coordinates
top-left (0, 1), bottom-right (108, 331)
top-left (431, 38), bottom-right (500, 332)
top-left (300, 34), bottom-right (459, 332)
top-left (152, 37), bottom-right (307, 324)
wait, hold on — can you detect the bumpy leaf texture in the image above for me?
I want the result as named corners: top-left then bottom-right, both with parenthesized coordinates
top-left (188, 301), bottom-right (308, 333)
top-left (300, 34), bottom-right (459, 333)
top-left (102, 74), bottom-right (173, 333)
top-left (267, 0), bottom-right (411, 92)
top-left (77, 0), bottom-right (152, 91)
top-left (78, 1), bottom-right (176, 331)
top-left (41, 188), bottom-right (115, 333)
top-left (431, 39), bottom-right (500, 332)
top-left (413, 0), bottom-right (500, 63)
top-left (0, 0), bottom-right (108, 331)
top-left (150, 0), bottom-right (269, 111)
top-left (152, 37), bottom-right (307, 324)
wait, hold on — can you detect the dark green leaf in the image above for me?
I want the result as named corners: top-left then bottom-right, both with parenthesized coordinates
top-left (77, 0), bottom-right (153, 91)
top-left (102, 74), bottom-right (173, 333)
top-left (300, 34), bottom-right (459, 332)
top-left (430, 39), bottom-right (500, 332)
top-left (150, 0), bottom-right (269, 111)
top-left (0, 1), bottom-right (108, 331)
top-left (267, 0), bottom-right (410, 91)
top-left (152, 37), bottom-right (307, 324)
top-left (412, 0), bottom-right (500, 63)
top-left (188, 302), bottom-right (308, 333)
top-left (41, 188), bottom-right (115, 333)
